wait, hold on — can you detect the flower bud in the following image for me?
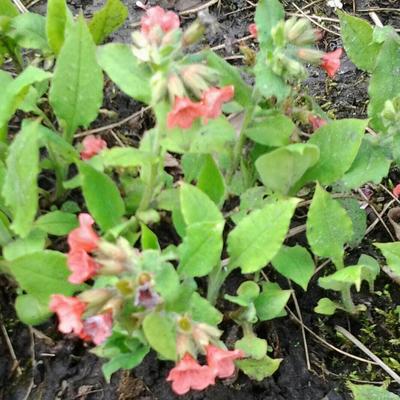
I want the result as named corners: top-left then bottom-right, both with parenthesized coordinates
top-left (181, 65), bottom-right (210, 98)
top-left (297, 48), bottom-right (324, 64)
top-left (116, 279), bottom-right (134, 295)
top-left (151, 71), bottom-right (168, 103)
top-left (178, 316), bottom-right (192, 332)
top-left (176, 333), bottom-right (196, 359)
top-left (78, 288), bottom-right (113, 307)
top-left (167, 74), bottom-right (187, 103)
top-left (287, 18), bottom-right (312, 43)
top-left (183, 19), bottom-right (206, 46)
top-left (192, 323), bottom-right (222, 348)
top-left (101, 297), bottom-right (123, 316)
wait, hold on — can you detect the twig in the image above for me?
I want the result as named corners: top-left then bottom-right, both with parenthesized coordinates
top-left (179, 0), bottom-right (219, 15)
top-left (369, 12), bottom-right (384, 28)
top-left (365, 199), bottom-right (395, 236)
top-left (0, 322), bottom-right (22, 376)
top-left (21, 327), bottom-right (35, 400)
top-left (12, 0), bottom-right (28, 13)
top-left (379, 183), bottom-right (400, 206)
top-left (211, 34), bottom-right (253, 52)
top-left (336, 326), bottom-right (400, 384)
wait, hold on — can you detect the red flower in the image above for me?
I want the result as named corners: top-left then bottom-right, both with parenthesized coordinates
top-left (141, 6), bottom-right (180, 36)
top-left (167, 353), bottom-right (215, 395)
top-left (49, 295), bottom-right (86, 335)
top-left (68, 213), bottom-right (99, 253)
top-left (321, 48), bottom-right (343, 78)
top-left (308, 114), bottom-right (327, 131)
top-left (249, 23), bottom-right (258, 38)
top-left (80, 135), bottom-right (107, 160)
top-left (80, 311), bottom-right (113, 345)
top-left (67, 249), bottom-right (101, 284)
top-left (206, 345), bottom-right (244, 379)
top-left (393, 184), bottom-right (400, 198)
top-left (167, 97), bottom-right (205, 129)
top-left (201, 86), bottom-right (235, 120)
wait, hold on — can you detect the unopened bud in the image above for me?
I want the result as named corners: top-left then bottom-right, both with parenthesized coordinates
top-left (78, 288), bottom-right (112, 306)
top-left (181, 65), bottom-right (210, 98)
top-left (138, 272), bottom-right (152, 285)
top-left (150, 71), bottom-right (168, 103)
top-left (192, 322), bottom-right (222, 348)
top-left (297, 48), bottom-right (323, 64)
top-left (183, 19), bottom-right (206, 46)
top-left (101, 297), bottom-right (123, 315)
top-left (176, 333), bottom-right (195, 358)
top-left (167, 74), bottom-right (187, 103)
top-left (285, 58), bottom-right (307, 78)
top-left (287, 18), bottom-right (311, 43)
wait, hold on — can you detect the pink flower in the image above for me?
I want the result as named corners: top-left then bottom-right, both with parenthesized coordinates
top-left (167, 97), bottom-right (205, 129)
top-left (134, 282), bottom-right (160, 309)
top-left (67, 249), bottom-right (101, 284)
top-left (393, 184), bottom-right (400, 198)
top-left (308, 114), bottom-right (327, 131)
top-left (49, 295), bottom-right (86, 335)
top-left (201, 86), bottom-right (235, 120)
top-left (206, 345), bottom-right (244, 379)
top-left (249, 23), bottom-right (258, 38)
top-left (167, 353), bottom-right (215, 395)
top-left (80, 312), bottom-right (113, 345)
top-left (80, 135), bottom-right (107, 160)
top-left (141, 6), bottom-right (180, 37)
top-left (68, 213), bottom-right (99, 253)
top-left (321, 48), bottom-right (343, 78)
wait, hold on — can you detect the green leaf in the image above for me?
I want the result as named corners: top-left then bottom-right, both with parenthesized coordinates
top-left (236, 356), bottom-right (282, 381)
top-left (314, 298), bottom-right (338, 315)
top-left (255, 143), bottom-right (320, 195)
top-left (97, 43), bottom-right (151, 103)
top-left (228, 197), bottom-right (299, 273)
top-left (3, 229), bottom-right (46, 261)
top-left (88, 0), bottom-right (128, 45)
top-left (319, 265), bottom-right (366, 292)
top-left (140, 223), bottom-right (160, 250)
top-left (142, 313), bottom-right (176, 361)
top-left (98, 147), bottom-right (152, 169)
top-left (49, 15), bottom-right (103, 141)
top-left (245, 111), bottom-right (295, 147)
top-left (79, 162), bottom-right (125, 231)
top-left (225, 281), bottom-right (260, 307)
top-left (375, 242), bottom-right (400, 276)
top-left (197, 154), bottom-right (225, 206)
top-left (306, 185), bottom-right (353, 269)
top-left (368, 35), bottom-right (400, 132)
top-left (35, 211), bottom-right (78, 235)
top-left (0, 0), bottom-right (18, 17)
top-left (272, 245), bottom-right (315, 290)
top-left (300, 119), bottom-right (367, 185)
top-left (190, 292), bottom-right (222, 326)
top-left (46, 0), bottom-right (68, 54)
top-left (339, 198), bottom-right (367, 248)
top-left (341, 137), bottom-right (391, 189)
top-left (254, 282), bottom-right (291, 321)
top-left (178, 221), bottom-right (224, 277)
top-left (358, 254), bottom-right (380, 291)
top-left (154, 263), bottom-right (180, 305)
top-left (255, 0), bottom-right (284, 48)
top-left (205, 51), bottom-right (252, 107)
top-left (2, 120), bottom-right (40, 237)
top-left (338, 11), bottom-right (381, 72)
top-left (0, 66), bottom-right (52, 135)
top-left (9, 13), bottom-right (49, 51)
top-left (15, 294), bottom-right (52, 325)
top-left (235, 335), bottom-right (267, 360)
top-left (349, 383), bottom-right (400, 400)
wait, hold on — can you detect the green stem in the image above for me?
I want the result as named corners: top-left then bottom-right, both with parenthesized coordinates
top-left (341, 286), bottom-right (355, 314)
top-left (207, 262), bottom-right (234, 305)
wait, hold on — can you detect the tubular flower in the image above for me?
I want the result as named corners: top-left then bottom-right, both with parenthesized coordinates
top-left (308, 114), bottom-right (327, 131)
top-left (80, 135), bottom-right (107, 160)
top-left (67, 249), bottom-right (101, 284)
top-left (68, 213), bottom-right (99, 253)
top-left (81, 311), bottom-right (113, 345)
top-left (320, 48), bottom-right (343, 78)
top-left (49, 295), bottom-right (86, 335)
top-left (393, 184), bottom-right (400, 198)
top-left (206, 345), bottom-right (244, 379)
top-left (141, 6), bottom-right (180, 37)
top-left (201, 86), bottom-right (235, 120)
top-left (134, 282), bottom-right (160, 309)
top-left (166, 353), bottom-right (215, 395)
top-left (167, 97), bottom-right (205, 129)
top-left (248, 23), bottom-right (258, 38)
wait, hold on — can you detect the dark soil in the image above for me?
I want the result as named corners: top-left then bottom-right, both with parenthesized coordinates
top-left (1, 0), bottom-right (400, 399)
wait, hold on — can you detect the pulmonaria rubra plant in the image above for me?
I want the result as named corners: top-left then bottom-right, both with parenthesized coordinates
top-left (2, 0), bottom-right (400, 396)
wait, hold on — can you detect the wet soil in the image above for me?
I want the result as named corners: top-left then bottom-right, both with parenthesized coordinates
top-left (1, 0), bottom-right (400, 399)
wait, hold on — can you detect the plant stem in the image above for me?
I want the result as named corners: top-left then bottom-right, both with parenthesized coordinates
top-left (341, 286), bottom-right (356, 314)
top-left (207, 262), bottom-right (233, 305)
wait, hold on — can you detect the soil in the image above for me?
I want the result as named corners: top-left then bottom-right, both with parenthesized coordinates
top-left (1, 0), bottom-right (400, 399)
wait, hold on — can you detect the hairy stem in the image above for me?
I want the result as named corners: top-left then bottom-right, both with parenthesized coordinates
top-left (341, 286), bottom-right (356, 314)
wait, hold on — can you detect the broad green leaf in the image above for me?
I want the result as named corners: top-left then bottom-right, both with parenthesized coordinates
top-left (349, 384), bottom-right (400, 400)
top-left (79, 162), bottom-right (125, 231)
top-left (15, 294), bottom-right (51, 325)
top-left (306, 185), bottom-right (353, 269)
top-left (339, 198), bottom-right (367, 248)
top-left (142, 313), bottom-right (176, 361)
top-left (225, 281), bottom-right (260, 307)
top-left (236, 356), bottom-right (281, 381)
top-left (319, 265), bottom-right (366, 292)
top-left (98, 147), bottom-right (152, 169)
top-left (2, 120), bottom-right (40, 237)
top-left (9, 13), bottom-right (49, 51)
top-left (341, 137), bottom-right (391, 189)
top-left (0, 0), bottom-right (18, 17)
top-left (140, 223), bottom-right (160, 250)
top-left (255, 0), bottom-right (284, 48)
top-left (197, 154), bottom-right (225, 206)
top-left (375, 242), bottom-right (400, 276)
top-left (97, 43), bottom-right (151, 103)
top-left (358, 254), bottom-right (380, 291)
top-left (88, 0), bottom-right (128, 45)
top-left (190, 292), bottom-right (223, 326)
top-left (314, 298), bottom-right (338, 315)
top-left (178, 221), bottom-right (223, 277)
top-left (254, 282), bottom-right (291, 321)
top-left (231, 186), bottom-right (267, 225)
top-left (368, 35), bottom-right (400, 132)
top-left (0, 66), bottom-right (52, 136)
top-left (245, 111), bottom-right (295, 147)
top-left (0, 69), bottom-right (12, 87)
top-left (272, 245), bottom-right (315, 290)
top-left (206, 51), bottom-right (252, 107)
top-left (3, 229), bottom-right (46, 261)
top-left (35, 211), bottom-right (78, 235)
top-left (235, 335), bottom-right (267, 360)
top-left (49, 15), bottom-right (103, 141)
top-left (228, 197), bottom-right (299, 273)
top-left (255, 143), bottom-right (320, 195)
top-left (46, 0), bottom-right (68, 54)
top-left (154, 263), bottom-right (180, 305)
top-left (300, 119), bottom-right (367, 185)
top-left (338, 11), bottom-right (381, 72)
